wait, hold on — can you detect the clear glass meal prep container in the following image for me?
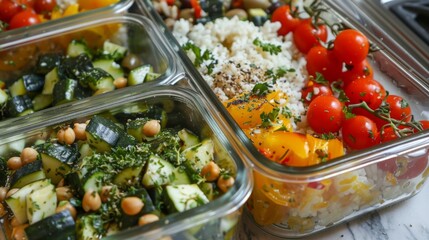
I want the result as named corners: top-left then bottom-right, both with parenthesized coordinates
top-left (0, 12), bottom-right (182, 134)
top-left (0, 85), bottom-right (253, 240)
top-left (0, 0), bottom-right (134, 39)
top-left (134, 0), bottom-right (429, 238)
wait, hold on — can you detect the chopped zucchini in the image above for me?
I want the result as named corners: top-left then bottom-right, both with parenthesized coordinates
top-left (171, 167), bottom-right (191, 185)
top-left (22, 74), bottom-right (45, 93)
top-left (93, 59), bottom-right (124, 79)
top-left (25, 210), bottom-right (75, 240)
top-left (9, 78), bottom-right (26, 97)
top-left (7, 95), bottom-right (34, 117)
top-left (113, 165), bottom-right (144, 187)
top-left (178, 128), bottom-right (200, 151)
top-left (39, 143), bottom-right (80, 184)
top-left (128, 64), bottom-right (152, 86)
top-left (76, 214), bottom-right (103, 240)
top-left (67, 40), bottom-right (92, 58)
top-left (10, 159), bottom-right (45, 188)
top-left (32, 94), bottom-right (53, 111)
top-left (85, 115), bottom-right (122, 152)
top-left (35, 53), bottom-right (63, 75)
top-left (119, 188), bottom-right (156, 230)
top-left (103, 41), bottom-right (127, 61)
top-left (0, 157), bottom-right (7, 186)
top-left (0, 89), bottom-right (9, 119)
top-left (126, 118), bottom-right (148, 142)
top-left (165, 184), bottom-right (209, 213)
top-left (52, 78), bottom-right (78, 105)
top-left (83, 171), bottom-right (106, 192)
top-left (5, 179), bottom-right (51, 224)
top-left (42, 67), bottom-right (60, 95)
top-left (142, 155), bottom-right (175, 188)
top-left (182, 138), bottom-right (214, 173)
top-left (82, 68), bottom-right (115, 92)
top-left (26, 183), bottom-right (57, 224)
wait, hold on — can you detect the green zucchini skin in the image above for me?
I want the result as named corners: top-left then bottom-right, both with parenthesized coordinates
top-left (22, 74), bottom-right (45, 93)
top-left (10, 159), bottom-right (45, 188)
top-left (0, 157), bottom-right (7, 186)
top-left (25, 210), bottom-right (76, 240)
top-left (35, 53), bottom-right (64, 75)
top-left (6, 95), bottom-right (33, 117)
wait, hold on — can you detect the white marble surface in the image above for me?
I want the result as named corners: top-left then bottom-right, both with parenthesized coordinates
top-left (237, 184), bottom-right (429, 240)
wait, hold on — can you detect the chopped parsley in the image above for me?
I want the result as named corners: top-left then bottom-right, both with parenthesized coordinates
top-left (182, 42), bottom-right (217, 74)
top-left (253, 38), bottom-right (282, 55)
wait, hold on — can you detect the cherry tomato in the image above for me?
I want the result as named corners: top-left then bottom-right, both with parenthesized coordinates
top-left (386, 95), bottom-right (412, 122)
top-left (34, 0), bottom-right (57, 14)
top-left (0, 0), bottom-right (21, 22)
top-left (293, 19), bottom-right (328, 54)
top-left (8, 8), bottom-right (41, 30)
top-left (379, 126), bottom-right (399, 143)
top-left (344, 78), bottom-right (386, 117)
top-left (341, 59), bottom-right (374, 87)
top-left (307, 95), bottom-right (344, 134)
top-left (341, 115), bottom-right (379, 150)
top-left (417, 120), bottom-right (429, 131)
top-left (271, 5), bottom-right (301, 36)
top-left (301, 81), bottom-right (333, 103)
top-left (333, 29), bottom-right (369, 65)
top-left (377, 155), bottom-right (428, 180)
top-left (306, 46), bottom-right (342, 82)
top-left (17, 0), bottom-right (35, 7)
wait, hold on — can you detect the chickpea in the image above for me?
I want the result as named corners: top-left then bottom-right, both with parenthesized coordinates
top-left (113, 77), bottom-right (128, 89)
top-left (20, 147), bottom-right (38, 165)
top-left (57, 128), bottom-right (65, 144)
top-left (138, 214), bottom-right (159, 226)
top-left (7, 156), bottom-right (22, 170)
top-left (142, 120), bottom-right (161, 137)
top-left (82, 190), bottom-right (102, 212)
top-left (121, 197), bottom-right (144, 216)
top-left (56, 186), bottom-right (73, 202)
top-left (100, 186), bottom-right (113, 203)
top-left (200, 161), bottom-right (221, 182)
top-left (6, 188), bottom-right (19, 199)
top-left (0, 187), bottom-right (9, 201)
top-left (11, 224), bottom-right (28, 240)
top-left (63, 127), bottom-right (76, 145)
top-left (56, 201), bottom-right (77, 220)
top-left (73, 123), bottom-right (87, 141)
top-left (217, 175), bottom-right (235, 193)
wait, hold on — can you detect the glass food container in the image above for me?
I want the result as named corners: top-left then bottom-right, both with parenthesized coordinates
top-left (0, 85), bottom-right (253, 240)
top-left (0, 0), bottom-right (134, 36)
top-left (0, 13), bottom-right (181, 134)
top-left (134, 0), bottom-right (429, 238)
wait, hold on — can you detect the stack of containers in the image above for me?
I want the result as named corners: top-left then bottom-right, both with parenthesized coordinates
top-left (0, 1), bottom-right (252, 240)
top-left (134, 0), bottom-right (429, 238)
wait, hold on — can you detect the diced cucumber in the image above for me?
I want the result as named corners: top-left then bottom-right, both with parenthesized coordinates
top-left (39, 143), bottom-right (80, 184)
top-left (126, 118), bottom-right (148, 142)
top-left (83, 68), bottom-right (115, 92)
top-left (25, 210), bottom-right (75, 240)
top-left (165, 184), bottom-right (209, 213)
top-left (199, 182), bottom-right (216, 201)
top-left (103, 41), bottom-right (127, 61)
top-left (85, 115), bottom-right (121, 152)
top-left (128, 65), bottom-right (152, 86)
top-left (93, 59), bottom-right (124, 79)
top-left (178, 128), bottom-right (200, 151)
top-left (113, 165), bottom-right (144, 186)
top-left (67, 40), bottom-right (92, 58)
top-left (26, 183), bottom-right (57, 224)
top-left (142, 155), bottom-right (175, 188)
top-left (35, 53), bottom-right (63, 75)
top-left (52, 78), bottom-right (78, 105)
top-left (76, 214), bottom-right (103, 240)
top-left (10, 159), bottom-right (45, 188)
top-left (171, 167), bottom-right (191, 185)
top-left (182, 139), bottom-right (214, 173)
top-left (0, 88), bottom-right (9, 104)
top-left (83, 171), bottom-right (106, 192)
top-left (5, 179), bottom-right (51, 224)
top-left (9, 78), bottom-right (26, 97)
top-left (32, 94), bottom-right (53, 111)
top-left (145, 72), bottom-right (161, 81)
top-left (79, 143), bottom-right (94, 160)
top-left (7, 95), bottom-right (34, 117)
top-left (42, 67), bottom-right (60, 95)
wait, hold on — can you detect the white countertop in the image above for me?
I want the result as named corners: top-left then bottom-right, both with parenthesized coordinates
top-left (237, 183), bottom-right (429, 240)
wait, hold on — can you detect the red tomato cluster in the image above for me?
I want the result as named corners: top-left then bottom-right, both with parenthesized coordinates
top-left (270, 10), bottom-right (429, 177)
top-left (0, 0), bottom-right (56, 30)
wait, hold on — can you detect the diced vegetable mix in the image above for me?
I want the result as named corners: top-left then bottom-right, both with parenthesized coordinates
top-left (0, 39), bottom-right (160, 121)
top-left (150, 0), bottom-right (429, 233)
top-left (0, 0), bottom-right (120, 32)
top-left (0, 103), bottom-right (237, 239)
